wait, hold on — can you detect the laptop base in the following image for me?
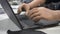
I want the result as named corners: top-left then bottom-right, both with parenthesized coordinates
top-left (7, 29), bottom-right (46, 34)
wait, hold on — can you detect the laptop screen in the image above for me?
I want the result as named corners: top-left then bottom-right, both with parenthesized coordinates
top-left (0, 0), bottom-right (23, 30)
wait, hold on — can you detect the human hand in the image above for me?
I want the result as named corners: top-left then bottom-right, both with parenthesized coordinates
top-left (27, 7), bottom-right (57, 22)
top-left (17, 3), bottom-right (30, 14)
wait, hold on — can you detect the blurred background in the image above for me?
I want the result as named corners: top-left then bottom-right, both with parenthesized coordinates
top-left (0, 0), bottom-right (22, 14)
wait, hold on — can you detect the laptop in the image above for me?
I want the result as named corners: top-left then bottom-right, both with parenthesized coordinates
top-left (0, 0), bottom-right (40, 29)
top-left (0, 0), bottom-right (59, 30)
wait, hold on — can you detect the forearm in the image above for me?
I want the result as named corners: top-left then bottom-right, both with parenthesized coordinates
top-left (28, 0), bottom-right (45, 8)
top-left (54, 10), bottom-right (60, 21)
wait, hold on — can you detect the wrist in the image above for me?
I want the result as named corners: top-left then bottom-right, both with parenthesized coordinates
top-left (54, 11), bottom-right (60, 21)
top-left (28, 3), bottom-right (33, 9)
top-left (56, 11), bottom-right (60, 21)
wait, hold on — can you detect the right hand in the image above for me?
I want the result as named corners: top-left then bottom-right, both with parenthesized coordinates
top-left (17, 3), bottom-right (30, 15)
top-left (27, 7), bottom-right (57, 22)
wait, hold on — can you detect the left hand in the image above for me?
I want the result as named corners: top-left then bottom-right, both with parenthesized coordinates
top-left (27, 7), bottom-right (57, 22)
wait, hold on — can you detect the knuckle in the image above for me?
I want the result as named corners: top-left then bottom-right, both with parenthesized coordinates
top-left (39, 7), bottom-right (46, 10)
top-left (33, 8), bottom-right (37, 10)
top-left (23, 3), bottom-right (26, 5)
top-left (32, 16), bottom-right (40, 21)
top-left (18, 8), bottom-right (21, 11)
top-left (40, 7), bottom-right (45, 9)
top-left (31, 8), bottom-right (37, 11)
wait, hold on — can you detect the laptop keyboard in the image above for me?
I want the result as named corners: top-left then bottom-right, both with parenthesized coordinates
top-left (17, 15), bottom-right (37, 26)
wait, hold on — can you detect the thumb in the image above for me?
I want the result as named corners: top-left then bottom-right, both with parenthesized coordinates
top-left (17, 5), bottom-right (23, 14)
top-left (25, 10), bottom-right (29, 16)
top-left (25, 7), bottom-right (30, 16)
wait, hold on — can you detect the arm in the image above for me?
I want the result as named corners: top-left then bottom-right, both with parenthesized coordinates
top-left (28, 0), bottom-right (46, 8)
top-left (54, 10), bottom-right (60, 21)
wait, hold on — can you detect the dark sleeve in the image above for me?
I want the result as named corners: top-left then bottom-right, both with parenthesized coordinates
top-left (45, 1), bottom-right (60, 10)
top-left (45, 0), bottom-right (60, 4)
top-left (21, 0), bottom-right (33, 3)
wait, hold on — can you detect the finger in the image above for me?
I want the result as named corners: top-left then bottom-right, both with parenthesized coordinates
top-left (17, 9), bottom-right (21, 14)
top-left (25, 7), bottom-right (30, 11)
top-left (30, 12), bottom-right (40, 19)
top-left (32, 16), bottom-right (42, 22)
top-left (25, 6), bottom-right (30, 16)
top-left (25, 11), bottom-right (29, 16)
top-left (31, 8), bottom-right (38, 11)
top-left (29, 10), bottom-right (38, 17)
top-left (25, 9), bottom-right (30, 16)
top-left (29, 8), bottom-right (38, 14)
top-left (17, 5), bottom-right (23, 14)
